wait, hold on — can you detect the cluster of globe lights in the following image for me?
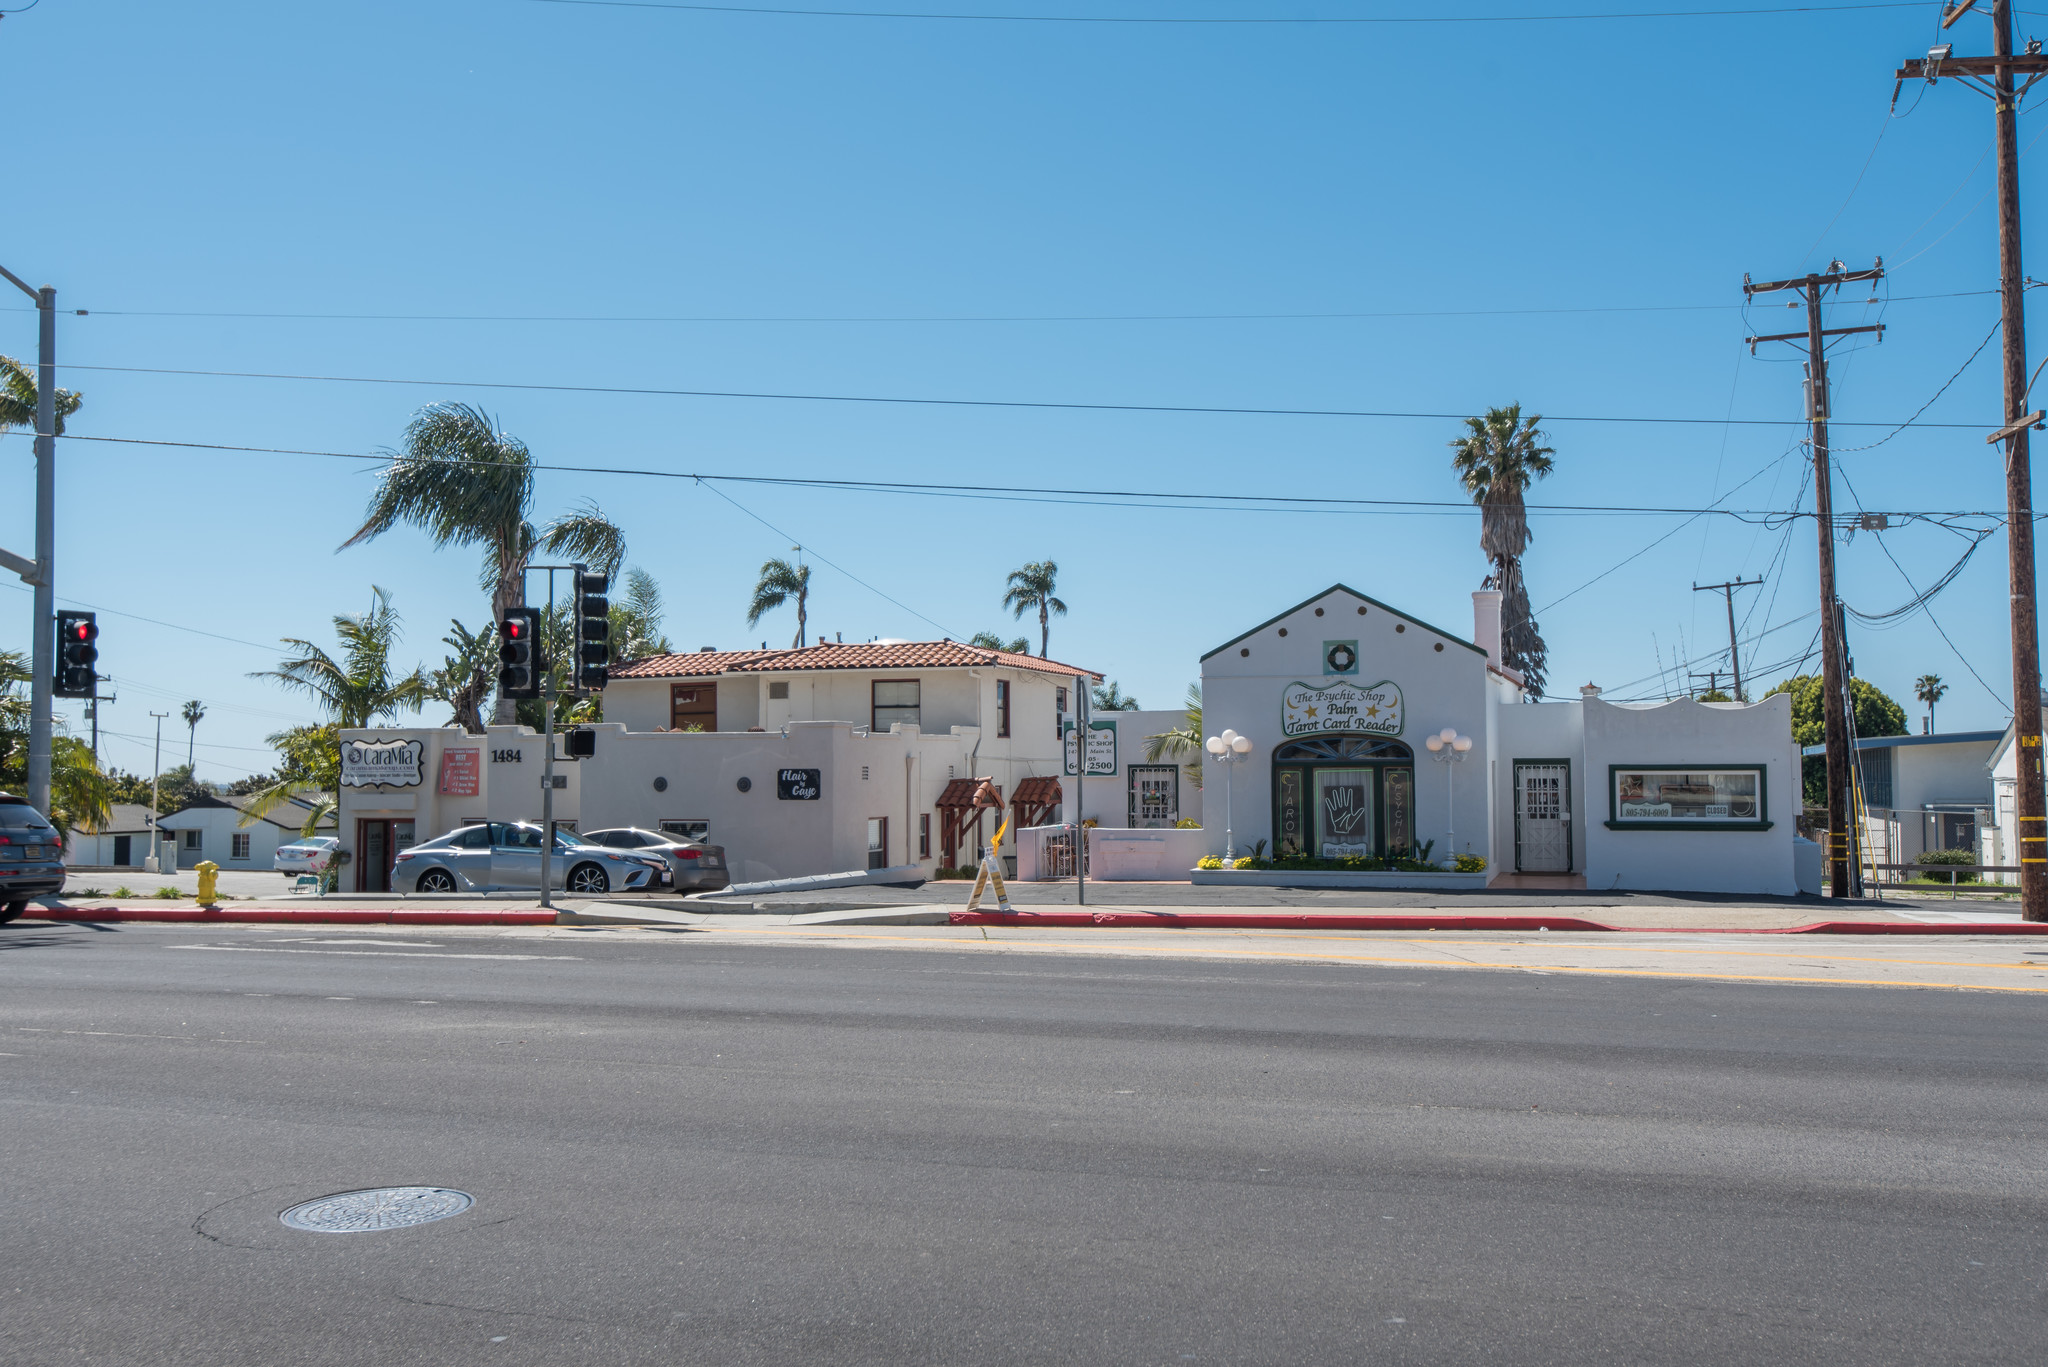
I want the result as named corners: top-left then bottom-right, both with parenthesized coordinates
top-left (1425, 728), bottom-right (1472, 754)
top-left (1206, 729), bottom-right (1253, 756)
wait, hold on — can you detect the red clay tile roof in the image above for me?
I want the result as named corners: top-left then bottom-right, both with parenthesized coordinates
top-left (1011, 776), bottom-right (1063, 807)
top-left (734, 641), bottom-right (1101, 680)
top-left (611, 640), bottom-right (1102, 681)
top-left (607, 649), bottom-right (781, 680)
top-left (935, 777), bottom-right (1004, 809)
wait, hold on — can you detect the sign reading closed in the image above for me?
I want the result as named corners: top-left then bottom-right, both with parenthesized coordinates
top-left (777, 768), bottom-right (822, 800)
top-left (340, 737), bottom-right (425, 788)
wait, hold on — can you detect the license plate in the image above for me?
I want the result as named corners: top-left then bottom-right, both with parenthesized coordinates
top-left (24, 846), bottom-right (47, 860)
top-left (701, 857), bottom-right (721, 868)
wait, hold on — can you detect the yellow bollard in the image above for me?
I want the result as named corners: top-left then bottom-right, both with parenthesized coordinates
top-left (195, 860), bottom-right (220, 909)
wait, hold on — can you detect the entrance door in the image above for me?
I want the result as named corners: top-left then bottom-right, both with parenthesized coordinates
top-left (1515, 763), bottom-right (1571, 873)
top-left (1127, 766), bottom-right (1179, 828)
top-left (357, 820), bottom-right (389, 892)
top-left (1314, 769), bottom-right (1375, 857)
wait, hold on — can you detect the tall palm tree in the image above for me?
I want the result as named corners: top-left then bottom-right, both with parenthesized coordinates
top-left (969, 631), bottom-right (1030, 654)
top-left (180, 699), bottom-right (205, 769)
top-left (748, 558), bottom-right (812, 648)
top-left (1092, 680), bottom-right (1140, 711)
top-left (429, 620), bottom-right (498, 734)
top-left (1450, 404), bottom-right (1555, 697)
top-left (1143, 682), bottom-right (1204, 789)
top-left (1003, 560), bottom-right (1068, 658)
top-left (0, 355), bottom-right (83, 436)
top-left (340, 402), bottom-right (625, 724)
top-left (1915, 673), bottom-right (1948, 733)
top-left (242, 588), bottom-right (429, 833)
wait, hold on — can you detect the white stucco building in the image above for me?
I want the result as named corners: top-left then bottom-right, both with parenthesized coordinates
top-left (1196, 584), bottom-right (1803, 896)
top-left (335, 640), bottom-right (1106, 892)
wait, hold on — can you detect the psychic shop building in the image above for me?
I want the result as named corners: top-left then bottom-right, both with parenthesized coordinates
top-left (1197, 584), bottom-right (1805, 896)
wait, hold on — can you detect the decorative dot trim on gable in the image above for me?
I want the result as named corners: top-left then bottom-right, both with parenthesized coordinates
top-left (1314, 607), bottom-right (1325, 617)
top-left (1278, 628), bottom-right (1288, 637)
top-left (1357, 606), bottom-right (1367, 615)
top-left (736, 776), bottom-right (753, 792)
top-left (1240, 648), bottom-right (1250, 657)
top-left (1434, 643), bottom-right (1444, 652)
top-left (1395, 624), bottom-right (1405, 633)
top-left (653, 776), bottom-right (668, 792)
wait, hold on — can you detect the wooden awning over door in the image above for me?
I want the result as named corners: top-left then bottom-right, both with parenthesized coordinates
top-left (1010, 775), bottom-right (1063, 831)
top-left (935, 777), bottom-right (1003, 866)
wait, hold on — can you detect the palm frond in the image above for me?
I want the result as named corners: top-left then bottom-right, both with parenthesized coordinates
top-left (338, 402), bottom-right (532, 554)
top-left (539, 502), bottom-right (627, 579)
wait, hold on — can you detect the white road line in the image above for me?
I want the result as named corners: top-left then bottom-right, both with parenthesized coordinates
top-left (167, 945), bottom-right (579, 961)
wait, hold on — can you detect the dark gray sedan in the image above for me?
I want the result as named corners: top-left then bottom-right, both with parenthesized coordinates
top-left (393, 822), bottom-right (668, 895)
top-left (582, 827), bottom-right (732, 891)
top-left (0, 792), bottom-right (65, 921)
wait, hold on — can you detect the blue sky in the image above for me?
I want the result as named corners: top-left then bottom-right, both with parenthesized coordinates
top-left (0, 0), bottom-right (2040, 781)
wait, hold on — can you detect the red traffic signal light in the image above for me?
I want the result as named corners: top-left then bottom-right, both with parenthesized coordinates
top-left (54, 610), bottom-right (98, 698)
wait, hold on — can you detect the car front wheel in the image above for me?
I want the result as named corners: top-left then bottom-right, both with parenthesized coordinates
top-left (566, 863), bottom-right (610, 894)
top-left (415, 869), bottom-right (458, 894)
top-left (0, 901), bottom-right (25, 924)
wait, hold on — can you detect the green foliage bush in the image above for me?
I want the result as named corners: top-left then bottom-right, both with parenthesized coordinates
top-left (1914, 848), bottom-right (1978, 883)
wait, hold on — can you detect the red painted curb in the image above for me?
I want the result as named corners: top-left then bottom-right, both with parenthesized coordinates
top-left (947, 911), bottom-right (2048, 936)
top-left (948, 911), bottom-right (1622, 932)
top-left (30, 908), bottom-right (559, 926)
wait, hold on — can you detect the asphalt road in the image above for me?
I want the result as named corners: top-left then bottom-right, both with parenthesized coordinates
top-left (5, 922), bottom-right (2045, 1366)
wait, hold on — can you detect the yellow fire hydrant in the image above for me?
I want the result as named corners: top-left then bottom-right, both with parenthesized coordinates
top-left (195, 860), bottom-right (221, 910)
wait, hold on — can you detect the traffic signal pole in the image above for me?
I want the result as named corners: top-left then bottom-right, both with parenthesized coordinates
top-left (1895, 1), bottom-right (2048, 919)
top-left (0, 263), bottom-right (56, 815)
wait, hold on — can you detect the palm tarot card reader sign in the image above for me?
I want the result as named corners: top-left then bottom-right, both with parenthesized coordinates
top-left (1281, 680), bottom-right (1404, 738)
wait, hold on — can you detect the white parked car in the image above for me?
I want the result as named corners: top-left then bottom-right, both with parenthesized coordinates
top-left (275, 835), bottom-right (341, 875)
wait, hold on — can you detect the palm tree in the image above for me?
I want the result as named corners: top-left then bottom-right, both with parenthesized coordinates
top-left (0, 650), bottom-right (110, 844)
top-left (1092, 680), bottom-right (1140, 711)
top-left (428, 620), bottom-right (498, 734)
top-left (1450, 404), bottom-right (1555, 697)
top-left (969, 631), bottom-right (1030, 654)
top-left (1003, 560), bottom-right (1068, 658)
top-left (1143, 682), bottom-right (1204, 789)
top-left (1915, 673), bottom-right (1949, 733)
top-left (180, 700), bottom-right (205, 769)
top-left (611, 567), bottom-right (674, 660)
top-left (242, 588), bottom-right (430, 834)
top-left (0, 355), bottom-right (83, 436)
top-left (748, 558), bottom-right (812, 648)
top-left (341, 402), bottom-right (625, 724)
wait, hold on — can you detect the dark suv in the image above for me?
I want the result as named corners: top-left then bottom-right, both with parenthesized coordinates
top-left (0, 792), bottom-right (66, 922)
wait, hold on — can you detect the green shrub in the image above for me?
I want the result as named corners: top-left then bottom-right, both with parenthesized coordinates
top-left (152, 886), bottom-right (182, 900)
top-left (1454, 853), bottom-right (1488, 873)
top-left (1195, 856), bottom-right (1224, 870)
top-left (112, 885), bottom-right (134, 899)
top-left (1914, 849), bottom-right (1977, 883)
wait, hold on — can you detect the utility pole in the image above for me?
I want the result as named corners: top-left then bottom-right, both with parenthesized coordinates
top-left (1692, 576), bottom-right (1763, 700)
top-left (0, 263), bottom-right (55, 816)
top-left (1744, 261), bottom-right (1884, 899)
top-left (1896, 1), bottom-right (2048, 920)
top-left (147, 711), bottom-right (169, 873)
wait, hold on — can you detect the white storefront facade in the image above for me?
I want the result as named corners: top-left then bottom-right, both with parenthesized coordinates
top-left (1198, 584), bottom-right (1803, 896)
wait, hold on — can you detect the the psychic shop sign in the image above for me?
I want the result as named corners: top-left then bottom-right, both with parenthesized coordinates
top-left (340, 737), bottom-right (426, 787)
top-left (1280, 680), bottom-right (1403, 738)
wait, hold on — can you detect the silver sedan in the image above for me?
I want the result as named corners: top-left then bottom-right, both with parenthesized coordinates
top-left (394, 823), bottom-right (668, 895)
top-left (582, 827), bottom-right (732, 891)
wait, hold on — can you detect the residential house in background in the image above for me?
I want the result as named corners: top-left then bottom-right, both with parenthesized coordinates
top-left (152, 792), bottom-right (337, 872)
top-left (63, 803), bottom-right (161, 869)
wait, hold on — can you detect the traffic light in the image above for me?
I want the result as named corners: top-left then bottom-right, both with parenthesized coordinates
top-left (498, 607), bottom-right (543, 700)
top-left (574, 566), bottom-right (609, 693)
top-left (565, 727), bottom-right (596, 758)
top-left (54, 611), bottom-right (97, 698)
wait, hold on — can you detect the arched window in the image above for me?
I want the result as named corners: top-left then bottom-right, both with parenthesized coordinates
top-left (1274, 736), bottom-right (1414, 763)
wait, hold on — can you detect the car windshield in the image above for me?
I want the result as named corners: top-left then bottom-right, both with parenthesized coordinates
top-left (552, 830), bottom-right (585, 848)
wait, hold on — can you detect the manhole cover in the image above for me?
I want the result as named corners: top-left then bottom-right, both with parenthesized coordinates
top-left (279, 1187), bottom-right (473, 1233)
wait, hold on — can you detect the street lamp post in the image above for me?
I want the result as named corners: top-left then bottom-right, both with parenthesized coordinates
top-left (1425, 728), bottom-right (1472, 866)
top-left (1205, 729), bottom-right (1254, 860)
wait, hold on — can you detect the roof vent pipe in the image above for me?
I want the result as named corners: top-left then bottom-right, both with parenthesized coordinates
top-left (1580, 682), bottom-right (1603, 701)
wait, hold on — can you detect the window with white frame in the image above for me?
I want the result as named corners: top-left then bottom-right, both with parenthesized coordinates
top-left (182, 830), bottom-right (202, 850)
top-left (872, 679), bottom-right (920, 731)
top-left (230, 832), bottom-right (251, 860)
top-left (1609, 766), bottom-right (1766, 827)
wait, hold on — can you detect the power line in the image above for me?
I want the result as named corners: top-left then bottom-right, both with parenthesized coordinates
top-left (515, 1), bottom-right (1925, 24)
top-left (0, 289), bottom-right (1997, 324)
top-left (0, 578), bottom-right (282, 652)
top-left (57, 432), bottom-right (2021, 521)
top-left (51, 363), bottom-right (2000, 429)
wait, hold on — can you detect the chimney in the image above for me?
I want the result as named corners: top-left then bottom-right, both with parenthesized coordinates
top-left (1580, 682), bottom-right (1602, 702)
top-left (1471, 590), bottom-right (1503, 666)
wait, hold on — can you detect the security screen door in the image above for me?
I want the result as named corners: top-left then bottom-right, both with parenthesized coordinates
top-left (1515, 763), bottom-right (1571, 872)
top-left (1315, 769), bottom-right (1374, 858)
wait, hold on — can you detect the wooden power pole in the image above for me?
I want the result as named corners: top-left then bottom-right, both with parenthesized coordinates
top-left (1692, 575), bottom-right (1763, 700)
top-left (1744, 264), bottom-right (1884, 898)
top-left (1897, 2), bottom-right (2048, 920)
